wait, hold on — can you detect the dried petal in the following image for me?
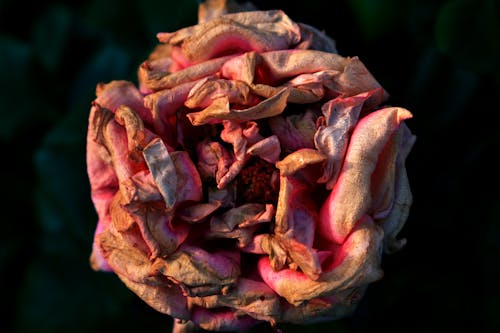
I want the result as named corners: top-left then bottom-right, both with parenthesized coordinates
top-left (158, 10), bottom-right (301, 62)
top-left (143, 55), bottom-right (234, 91)
top-left (259, 216), bottom-right (384, 306)
top-left (268, 110), bottom-right (318, 153)
top-left (87, 6), bottom-right (415, 332)
top-left (143, 138), bottom-right (177, 210)
top-left (318, 107), bottom-right (413, 244)
top-left (186, 88), bottom-right (290, 125)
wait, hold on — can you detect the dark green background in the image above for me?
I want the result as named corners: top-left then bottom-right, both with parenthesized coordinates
top-left (1, 0), bottom-right (499, 332)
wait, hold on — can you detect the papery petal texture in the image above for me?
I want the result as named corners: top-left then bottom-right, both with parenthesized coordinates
top-left (86, 4), bottom-right (415, 332)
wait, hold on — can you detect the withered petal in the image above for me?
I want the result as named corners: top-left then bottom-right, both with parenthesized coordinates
top-left (318, 107), bottom-right (413, 244)
top-left (177, 201), bottom-right (222, 223)
top-left (247, 135), bottom-right (281, 164)
top-left (159, 10), bottom-right (301, 62)
top-left (276, 148), bottom-right (326, 176)
top-left (190, 307), bottom-right (258, 332)
top-left (187, 88), bottom-right (289, 125)
top-left (185, 78), bottom-right (259, 109)
top-left (268, 110), bottom-right (318, 153)
top-left (143, 138), bottom-right (178, 210)
top-left (314, 91), bottom-right (375, 189)
top-left (95, 80), bottom-right (153, 126)
top-left (210, 203), bottom-right (274, 232)
top-left (188, 278), bottom-right (281, 322)
top-left (258, 216), bottom-right (384, 306)
top-left (379, 123), bottom-right (416, 253)
top-left (144, 55), bottom-right (234, 91)
top-left (154, 245), bottom-right (240, 296)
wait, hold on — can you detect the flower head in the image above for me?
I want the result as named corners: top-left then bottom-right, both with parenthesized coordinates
top-left (87, 2), bottom-right (415, 331)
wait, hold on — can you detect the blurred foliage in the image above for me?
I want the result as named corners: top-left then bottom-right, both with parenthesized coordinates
top-left (0, 0), bottom-right (499, 332)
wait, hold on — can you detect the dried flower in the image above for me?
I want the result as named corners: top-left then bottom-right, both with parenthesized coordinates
top-left (87, 2), bottom-right (415, 331)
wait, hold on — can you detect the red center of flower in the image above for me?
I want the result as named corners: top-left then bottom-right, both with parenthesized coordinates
top-left (236, 159), bottom-right (278, 205)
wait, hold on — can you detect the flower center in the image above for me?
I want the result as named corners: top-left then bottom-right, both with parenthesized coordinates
top-left (236, 158), bottom-right (279, 205)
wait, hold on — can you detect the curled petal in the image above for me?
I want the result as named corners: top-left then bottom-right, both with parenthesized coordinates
top-left (86, 106), bottom-right (118, 220)
top-left (324, 56), bottom-right (388, 98)
top-left (378, 124), bottom-right (416, 253)
top-left (120, 170), bottom-right (162, 203)
top-left (154, 245), bottom-right (240, 297)
top-left (295, 23), bottom-right (337, 53)
top-left (177, 201), bottom-right (222, 223)
top-left (143, 80), bottom-right (199, 144)
top-left (259, 216), bottom-right (384, 306)
top-left (142, 55), bottom-right (234, 91)
top-left (268, 110), bottom-right (318, 153)
top-left (210, 203), bottom-right (274, 232)
top-left (89, 216), bottom-right (112, 271)
top-left (280, 292), bottom-right (359, 323)
top-left (221, 50), bottom-right (261, 84)
top-left (190, 307), bottom-right (258, 332)
top-left (314, 90), bottom-right (381, 189)
top-left (196, 139), bottom-right (233, 183)
top-left (143, 141), bottom-right (203, 211)
top-left (95, 80), bottom-right (153, 126)
top-left (143, 138), bottom-right (178, 210)
top-left (187, 88), bottom-right (289, 125)
top-left (276, 148), bottom-right (326, 177)
top-left (319, 107), bottom-right (413, 244)
top-left (158, 10), bottom-right (301, 62)
top-left (247, 135), bottom-right (281, 164)
top-left (119, 274), bottom-right (190, 319)
top-left (185, 78), bottom-right (259, 109)
top-left (188, 278), bottom-right (281, 322)
top-left (96, 224), bottom-right (190, 318)
top-left (257, 50), bottom-right (347, 84)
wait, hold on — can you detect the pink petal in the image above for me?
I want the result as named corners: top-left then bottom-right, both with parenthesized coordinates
top-left (258, 216), bottom-right (384, 306)
top-left (196, 139), bottom-right (232, 182)
top-left (176, 201), bottom-right (222, 223)
top-left (191, 307), bottom-right (258, 332)
top-left (187, 88), bottom-right (289, 125)
top-left (155, 245), bottom-right (240, 297)
top-left (210, 203), bottom-right (274, 232)
top-left (318, 107), bottom-right (413, 244)
top-left (95, 80), bottom-right (153, 126)
top-left (268, 110), bottom-right (318, 153)
top-left (96, 224), bottom-right (190, 319)
top-left (188, 277), bottom-right (280, 323)
top-left (143, 80), bottom-right (199, 145)
top-left (142, 55), bottom-right (234, 91)
top-left (159, 10), bottom-right (301, 62)
top-left (247, 135), bottom-right (281, 164)
top-left (185, 78), bottom-right (259, 109)
top-left (142, 138), bottom-right (178, 210)
top-left (89, 216), bottom-right (113, 271)
top-left (86, 106), bottom-right (119, 220)
top-left (314, 91), bottom-right (376, 189)
top-left (378, 123), bottom-right (416, 253)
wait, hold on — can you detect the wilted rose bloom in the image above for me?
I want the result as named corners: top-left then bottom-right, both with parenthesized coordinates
top-left (87, 4), bottom-right (415, 332)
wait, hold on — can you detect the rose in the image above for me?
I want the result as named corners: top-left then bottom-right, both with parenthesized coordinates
top-left (86, 3), bottom-right (415, 332)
